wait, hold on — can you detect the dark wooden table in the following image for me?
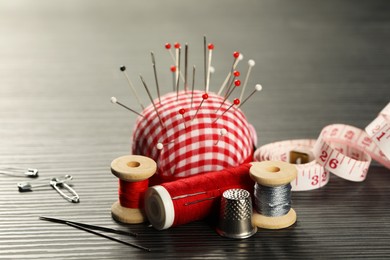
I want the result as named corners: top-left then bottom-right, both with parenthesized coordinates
top-left (1, 0), bottom-right (389, 259)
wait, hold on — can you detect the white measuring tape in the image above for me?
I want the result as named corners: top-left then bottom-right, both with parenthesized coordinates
top-left (254, 102), bottom-right (390, 191)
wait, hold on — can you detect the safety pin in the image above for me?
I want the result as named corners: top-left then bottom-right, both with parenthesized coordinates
top-left (0, 166), bottom-right (39, 177)
top-left (17, 175), bottom-right (80, 203)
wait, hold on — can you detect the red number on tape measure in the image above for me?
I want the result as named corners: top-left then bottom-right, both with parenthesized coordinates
top-left (320, 151), bottom-right (328, 162)
top-left (376, 132), bottom-right (385, 142)
top-left (329, 159), bottom-right (339, 169)
top-left (322, 171), bottom-right (328, 182)
top-left (344, 130), bottom-right (354, 140)
top-left (311, 175), bottom-right (319, 186)
top-left (361, 137), bottom-right (372, 146)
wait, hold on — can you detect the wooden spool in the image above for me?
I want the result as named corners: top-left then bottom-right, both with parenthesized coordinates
top-left (249, 161), bottom-right (297, 229)
top-left (111, 155), bottom-right (157, 224)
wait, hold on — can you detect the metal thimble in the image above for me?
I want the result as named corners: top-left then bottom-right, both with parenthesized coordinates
top-left (216, 188), bottom-right (257, 239)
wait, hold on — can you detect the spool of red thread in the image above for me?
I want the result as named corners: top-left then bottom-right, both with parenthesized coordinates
top-left (111, 155), bottom-right (157, 224)
top-left (144, 163), bottom-right (254, 230)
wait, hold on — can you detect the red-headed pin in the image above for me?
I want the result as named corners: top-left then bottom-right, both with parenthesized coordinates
top-left (192, 93), bottom-right (209, 121)
top-left (216, 78), bottom-right (241, 114)
top-left (214, 98), bottom-right (240, 123)
top-left (217, 52), bottom-right (244, 95)
top-left (205, 43), bottom-right (214, 93)
top-left (178, 108), bottom-right (187, 129)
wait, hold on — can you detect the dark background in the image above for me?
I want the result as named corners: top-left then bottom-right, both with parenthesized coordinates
top-left (1, 0), bottom-right (389, 259)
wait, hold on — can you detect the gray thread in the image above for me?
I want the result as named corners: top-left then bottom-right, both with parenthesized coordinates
top-left (254, 183), bottom-right (292, 217)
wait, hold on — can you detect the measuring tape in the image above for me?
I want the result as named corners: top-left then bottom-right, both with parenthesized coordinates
top-left (254, 102), bottom-right (390, 191)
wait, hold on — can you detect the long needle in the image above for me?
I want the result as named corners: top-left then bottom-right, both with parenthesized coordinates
top-left (139, 75), bottom-right (164, 127)
top-left (151, 52), bottom-right (161, 104)
top-left (39, 216), bottom-right (138, 237)
top-left (66, 222), bottom-right (151, 252)
top-left (120, 66), bottom-right (145, 110)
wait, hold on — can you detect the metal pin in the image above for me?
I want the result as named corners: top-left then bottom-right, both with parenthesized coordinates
top-left (66, 222), bottom-right (151, 252)
top-left (217, 53), bottom-right (243, 96)
top-left (185, 197), bottom-right (216, 206)
top-left (204, 35), bottom-right (207, 92)
top-left (206, 43), bottom-right (214, 93)
top-left (119, 66), bottom-right (145, 110)
top-left (176, 47), bottom-right (181, 101)
top-left (239, 60), bottom-right (255, 101)
top-left (214, 99), bottom-right (240, 124)
top-left (191, 65), bottom-right (196, 108)
top-left (184, 43), bottom-right (188, 92)
top-left (110, 97), bottom-right (144, 118)
top-left (238, 84), bottom-right (262, 108)
top-left (151, 52), bottom-right (161, 104)
top-left (139, 75), bottom-right (165, 128)
top-left (17, 175), bottom-right (79, 203)
top-left (192, 93), bottom-right (209, 121)
top-left (0, 166), bottom-right (38, 177)
top-left (215, 79), bottom-right (240, 114)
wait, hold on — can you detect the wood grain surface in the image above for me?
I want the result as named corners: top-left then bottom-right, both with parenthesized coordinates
top-left (1, 0), bottom-right (389, 259)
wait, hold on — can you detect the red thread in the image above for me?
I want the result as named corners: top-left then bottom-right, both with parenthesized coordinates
top-left (119, 179), bottom-right (149, 208)
top-left (160, 163), bottom-right (254, 227)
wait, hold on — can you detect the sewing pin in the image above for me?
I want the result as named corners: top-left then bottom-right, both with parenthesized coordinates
top-left (176, 47), bottom-right (181, 101)
top-left (119, 66), bottom-right (145, 110)
top-left (191, 65), bottom-right (196, 108)
top-left (239, 84), bottom-right (263, 108)
top-left (151, 52), bottom-right (161, 104)
top-left (203, 35), bottom-right (207, 92)
top-left (224, 70), bottom-right (240, 98)
top-left (170, 65), bottom-right (177, 92)
top-left (239, 59), bottom-right (255, 101)
top-left (110, 97), bottom-right (144, 118)
top-left (215, 79), bottom-right (241, 114)
top-left (192, 93), bottom-right (209, 121)
top-left (214, 128), bottom-right (228, 145)
top-left (139, 75), bottom-right (165, 128)
top-left (206, 43), bottom-right (214, 93)
top-left (214, 99), bottom-right (240, 123)
top-left (156, 141), bottom-right (175, 150)
top-left (178, 108), bottom-right (187, 129)
top-left (217, 52), bottom-right (243, 95)
top-left (184, 43), bottom-right (188, 91)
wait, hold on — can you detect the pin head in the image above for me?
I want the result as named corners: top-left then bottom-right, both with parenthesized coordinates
top-left (120, 66), bottom-right (126, 71)
top-left (233, 98), bottom-right (240, 105)
top-left (165, 43), bottom-right (171, 49)
top-left (179, 108), bottom-right (186, 115)
top-left (233, 70), bottom-right (240, 77)
top-left (220, 128), bottom-right (227, 135)
top-left (156, 143), bottom-right (164, 150)
top-left (234, 80), bottom-right (241, 87)
top-left (170, 66), bottom-right (177, 72)
top-left (248, 60), bottom-right (255, 67)
top-left (110, 97), bottom-right (118, 104)
top-left (208, 43), bottom-right (215, 50)
top-left (174, 42), bottom-right (181, 49)
top-left (233, 51), bottom-right (240, 59)
top-left (202, 93), bottom-right (209, 100)
top-left (255, 84), bottom-right (263, 91)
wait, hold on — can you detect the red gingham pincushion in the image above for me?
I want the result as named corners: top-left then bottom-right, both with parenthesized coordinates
top-left (132, 89), bottom-right (256, 184)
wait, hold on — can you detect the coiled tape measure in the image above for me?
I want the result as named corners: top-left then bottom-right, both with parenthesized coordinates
top-left (254, 102), bottom-right (390, 191)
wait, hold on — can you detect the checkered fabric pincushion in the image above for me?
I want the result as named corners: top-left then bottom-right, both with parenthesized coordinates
top-left (132, 90), bottom-right (256, 184)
